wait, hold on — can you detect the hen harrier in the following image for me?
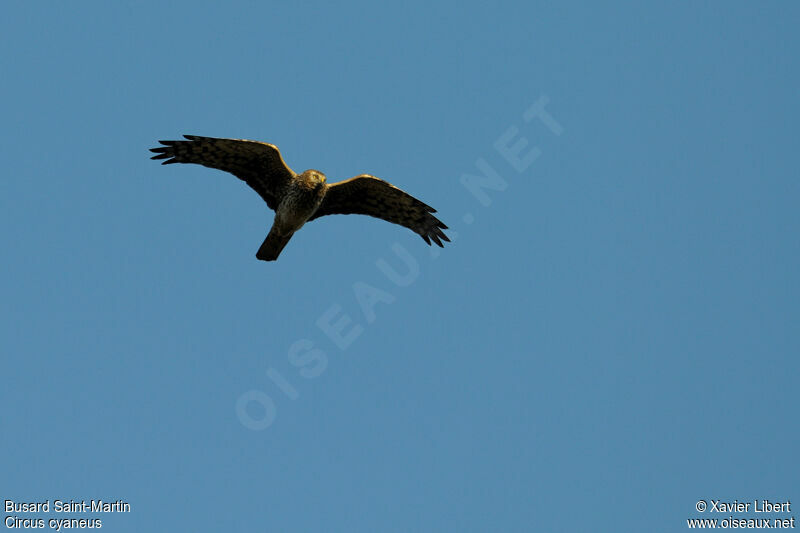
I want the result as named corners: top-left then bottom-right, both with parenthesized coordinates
top-left (150, 135), bottom-right (449, 261)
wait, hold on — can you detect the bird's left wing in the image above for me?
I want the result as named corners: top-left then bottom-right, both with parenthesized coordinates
top-left (310, 175), bottom-right (449, 246)
top-left (149, 135), bottom-right (294, 211)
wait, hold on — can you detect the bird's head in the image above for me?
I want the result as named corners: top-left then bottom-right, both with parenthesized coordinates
top-left (303, 169), bottom-right (327, 188)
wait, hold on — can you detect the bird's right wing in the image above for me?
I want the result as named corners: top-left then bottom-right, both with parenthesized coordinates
top-left (150, 135), bottom-right (295, 211)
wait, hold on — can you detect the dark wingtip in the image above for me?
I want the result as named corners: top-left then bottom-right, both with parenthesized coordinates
top-left (183, 134), bottom-right (199, 140)
top-left (161, 159), bottom-right (177, 165)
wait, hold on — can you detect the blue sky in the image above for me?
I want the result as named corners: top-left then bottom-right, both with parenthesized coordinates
top-left (1, 2), bottom-right (798, 532)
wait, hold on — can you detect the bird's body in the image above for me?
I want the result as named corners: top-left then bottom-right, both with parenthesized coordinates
top-left (150, 135), bottom-right (449, 261)
top-left (258, 170), bottom-right (328, 260)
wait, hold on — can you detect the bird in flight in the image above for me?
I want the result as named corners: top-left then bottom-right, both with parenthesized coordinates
top-left (149, 135), bottom-right (449, 261)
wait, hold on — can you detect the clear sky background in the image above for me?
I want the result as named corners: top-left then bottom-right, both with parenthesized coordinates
top-left (1, 2), bottom-right (797, 532)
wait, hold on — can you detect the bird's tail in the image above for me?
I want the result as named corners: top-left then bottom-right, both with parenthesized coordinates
top-left (256, 228), bottom-right (293, 261)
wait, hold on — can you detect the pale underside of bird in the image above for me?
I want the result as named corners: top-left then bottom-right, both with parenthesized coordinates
top-left (149, 135), bottom-right (449, 261)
